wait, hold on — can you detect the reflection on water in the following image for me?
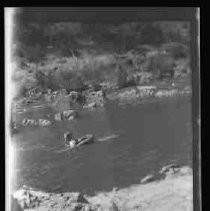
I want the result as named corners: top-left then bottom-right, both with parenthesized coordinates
top-left (12, 96), bottom-right (192, 194)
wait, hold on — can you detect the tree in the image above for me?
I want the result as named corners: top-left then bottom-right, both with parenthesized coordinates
top-left (15, 21), bottom-right (47, 74)
top-left (109, 23), bottom-right (138, 53)
top-left (140, 23), bottom-right (164, 46)
top-left (47, 23), bottom-right (83, 56)
top-left (146, 52), bottom-right (175, 79)
top-left (157, 21), bottom-right (190, 45)
top-left (118, 65), bottom-right (128, 88)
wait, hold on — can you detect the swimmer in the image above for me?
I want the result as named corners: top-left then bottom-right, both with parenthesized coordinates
top-left (64, 132), bottom-right (78, 149)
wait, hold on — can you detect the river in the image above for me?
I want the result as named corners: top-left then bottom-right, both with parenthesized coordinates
top-left (11, 96), bottom-right (192, 194)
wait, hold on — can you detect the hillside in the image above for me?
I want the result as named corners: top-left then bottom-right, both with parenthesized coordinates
top-left (12, 21), bottom-right (190, 100)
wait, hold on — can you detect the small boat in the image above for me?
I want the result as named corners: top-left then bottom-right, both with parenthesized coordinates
top-left (60, 134), bottom-right (94, 151)
top-left (77, 134), bottom-right (94, 147)
top-left (55, 134), bottom-right (94, 153)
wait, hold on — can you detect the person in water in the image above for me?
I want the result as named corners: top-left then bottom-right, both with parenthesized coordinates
top-left (64, 132), bottom-right (78, 148)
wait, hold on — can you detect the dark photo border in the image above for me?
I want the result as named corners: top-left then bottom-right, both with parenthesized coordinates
top-left (6, 7), bottom-right (200, 211)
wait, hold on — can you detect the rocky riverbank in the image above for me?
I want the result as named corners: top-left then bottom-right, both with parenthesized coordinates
top-left (12, 165), bottom-right (193, 211)
top-left (10, 84), bottom-right (192, 134)
top-left (13, 83), bottom-right (191, 112)
top-left (107, 84), bottom-right (191, 106)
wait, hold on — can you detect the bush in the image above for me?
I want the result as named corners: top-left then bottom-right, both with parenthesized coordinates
top-left (14, 84), bottom-right (28, 99)
top-left (52, 89), bottom-right (86, 112)
top-left (161, 42), bottom-right (188, 59)
top-left (67, 76), bottom-right (85, 92)
top-left (140, 24), bottom-right (164, 46)
top-left (145, 52), bottom-right (175, 79)
top-left (46, 70), bottom-right (62, 90)
top-left (34, 69), bottom-right (59, 91)
top-left (118, 65), bottom-right (128, 89)
top-left (90, 81), bottom-right (102, 91)
top-left (133, 72), bottom-right (153, 85)
top-left (35, 70), bottom-right (47, 89)
top-left (52, 90), bottom-right (71, 112)
top-left (13, 68), bottom-right (38, 100)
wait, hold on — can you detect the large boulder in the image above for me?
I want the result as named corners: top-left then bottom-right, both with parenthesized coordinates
top-left (159, 164), bottom-right (180, 175)
top-left (133, 72), bottom-right (153, 85)
top-left (68, 203), bottom-right (98, 211)
top-left (178, 166), bottom-right (192, 176)
top-left (68, 116), bottom-right (75, 121)
top-left (85, 90), bottom-right (105, 108)
top-left (13, 188), bottom-right (105, 211)
top-left (22, 118), bottom-right (52, 127)
top-left (22, 118), bottom-right (28, 126)
top-left (55, 112), bottom-right (63, 121)
top-left (68, 91), bottom-right (79, 100)
top-left (13, 189), bottom-right (41, 210)
top-left (140, 174), bottom-right (156, 184)
top-left (38, 119), bottom-right (52, 127)
top-left (154, 89), bottom-right (178, 98)
top-left (136, 86), bottom-right (156, 98)
top-left (22, 118), bottom-right (38, 126)
top-left (11, 195), bottom-right (23, 211)
top-left (109, 201), bottom-right (120, 211)
top-left (118, 88), bottom-right (138, 100)
top-left (83, 102), bottom-right (97, 109)
top-left (54, 110), bottom-right (77, 121)
top-left (76, 193), bottom-right (89, 204)
top-left (52, 90), bottom-right (72, 112)
top-left (62, 110), bottom-right (77, 120)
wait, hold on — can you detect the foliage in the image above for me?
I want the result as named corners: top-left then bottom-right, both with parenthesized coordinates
top-left (145, 52), bottom-right (175, 79)
top-left (139, 23), bottom-right (164, 46)
top-left (13, 20), bottom-right (190, 97)
top-left (52, 90), bottom-right (71, 112)
top-left (161, 42), bottom-right (189, 59)
top-left (157, 22), bottom-right (190, 45)
top-left (66, 76), bottom-right (85, 92)
top-left (14, 21), bottom-right (190, 59)
top-left (118, 66), bottom-right (128, 89)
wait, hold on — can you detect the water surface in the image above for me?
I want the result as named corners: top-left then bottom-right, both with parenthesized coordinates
top-left (12, 96), bottom-right (192, 194)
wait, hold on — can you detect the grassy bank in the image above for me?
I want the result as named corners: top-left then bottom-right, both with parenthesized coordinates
top-left (12, 21), bottom-right (191, 110)
top-left (12, 50), bottom-right (191, 109)
top-left (12, 41), bottom-right (190, 102)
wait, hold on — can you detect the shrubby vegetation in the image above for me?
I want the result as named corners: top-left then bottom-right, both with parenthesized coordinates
top-left (12, 21), bottom-right (190, 99)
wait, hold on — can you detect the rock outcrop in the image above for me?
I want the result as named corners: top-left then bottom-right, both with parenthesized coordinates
top-left (54, 112), bottom-right (63, 121)
top-left (38, 119), bottom-right (52, 127)
top-left (11, 195), bottom-right (23, 211)
top-left (140, 174), bottom-right (156, 184)
top-left (12, 165), bottom-right (192, 211)
top-left (22, 118), bottom-right (52, 127)
top-left (159, 164), bottom-right (180, 174)
top-left (63, 110), bottom-right (77, 119)
top-left (114, 86), bottom-right (156, 104)
top-left (154, 89), bottom-right (179, 98)
top-left (54, 110), bottom-right (77, 121)
top-left (84, 90), bottom-right (106, 108)
top-left (107, 85), bottom-right (191, 106)
top-left (139, 164), bottom-right (192, 185)
top-left (13, 188), bottom-right (104, 211)
top-left (22, 118), bottom-right (38, 126)
top-left (83, 102), bottom-right (97, 109)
